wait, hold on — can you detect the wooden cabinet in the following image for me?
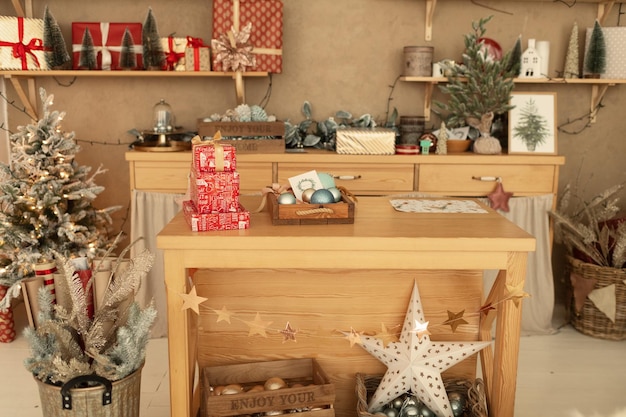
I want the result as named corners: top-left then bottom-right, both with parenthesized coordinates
top-left (126, 150), bottom-right (565, 201)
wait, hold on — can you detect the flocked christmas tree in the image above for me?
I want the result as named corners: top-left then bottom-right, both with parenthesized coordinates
top-left (119, 27), bottom-right (138, 70)
top-left (43, 6), bottom-right (71, 70)
top-left (142, 7), bottom-right (164, 70)
top-left (78, 27), bottom-right (97, 69)
top-left (506, 35), bottom-right (523, 77)
top-left (584, 19), bottom-right (606, 77)
top-left (512, 97), bottom-right (550, 151)
top-left (563, 22), bottom-right (580, 78)
top-left (0, 88), bottom-right (119, 310)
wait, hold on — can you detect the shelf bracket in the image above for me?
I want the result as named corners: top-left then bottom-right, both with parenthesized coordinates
top-left (425, 0), bottom-right (437, 41)
top-left (597, 1), bottom-right (615, 25)
top-left (590, 83), bottom-right (611, 123)
top-left (424, 82), bottom-right (435, 121)
top-left (5, 75), bottom-right (39, 120)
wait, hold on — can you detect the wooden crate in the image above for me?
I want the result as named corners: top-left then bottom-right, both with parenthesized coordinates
top-left (197, 120), bottom-right (285, 154)
top-left (267, 193), bottom-right (355, 225)
top-left (201, 358), bottom-right (335, 417)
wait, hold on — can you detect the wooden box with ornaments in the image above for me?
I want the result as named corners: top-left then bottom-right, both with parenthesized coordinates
top-left (201, 358), bottom-right (336, 417)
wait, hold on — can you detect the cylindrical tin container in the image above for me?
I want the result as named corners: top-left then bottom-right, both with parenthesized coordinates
top-left (398, 116), bottom-right (425, 148)
top-left (403, 46), bottom-right (434, 76)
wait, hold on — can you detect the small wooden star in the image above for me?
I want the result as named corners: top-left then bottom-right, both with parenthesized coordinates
top-left (179, 286), bottom-right (208, 315)
top-left (442, 310), bottom-right (469, 332)
top-left (377, 323), bottom-right (399, 347)
top-left (280, 321), bottom-right (298, 343)
top-left (213, 306), bottom-right (232, 323)
top-left (244, 312), bottom-right (273, 337)
top-left (506, 281), bottom-right (530, 307)
top-left (345, 327), bottom-right (363, 347)
top-left (488, 181), bottom-right (513, 212)
top-left (479, 302), bottom-right (496, 315)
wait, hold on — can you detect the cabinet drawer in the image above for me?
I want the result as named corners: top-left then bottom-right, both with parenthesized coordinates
top-left (132, 161), bottom-right (272, 193)
top-left (418, 164), bottom-right (557, 196)
top-left (278, 163), bottom-right (414, 194)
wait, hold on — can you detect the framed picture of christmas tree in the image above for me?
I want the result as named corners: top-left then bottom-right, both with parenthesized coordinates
top-left (508, 92), bottom-right (557, 155)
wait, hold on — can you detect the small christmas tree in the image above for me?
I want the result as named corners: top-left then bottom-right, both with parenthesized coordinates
top-left (142, 8), bottom-right (164, 70)
top-left (563, 22), bottom-right (580, 78)
top-left (78, 27), bottom-right (97, 69)
top-left (506, 35), bottom-right (523, 77)
top-left (0, 88), bottom-right (119, 310)
top-left (43, 6), bottom-right (71, 70)
top-left (512, 97), bottom-right (550, 151)
top-left (119, 27), bottom-right (138, 70)
top-left (585, 19), bottom-right (606, 77)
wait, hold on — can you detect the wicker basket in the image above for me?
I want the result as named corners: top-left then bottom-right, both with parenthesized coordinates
top-left (568, 256), bottom-right (626, 340)
top-left (355, 374), bottom-right (487, 417)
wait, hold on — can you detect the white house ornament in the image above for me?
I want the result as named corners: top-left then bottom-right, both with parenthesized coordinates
top-left (357, 281), bottom-right (491, 417)
top-left (520, 38), bottom-right (542, 78)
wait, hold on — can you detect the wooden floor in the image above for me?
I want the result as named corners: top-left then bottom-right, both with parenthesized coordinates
top-left (1, 303), bottom-right (625, 417)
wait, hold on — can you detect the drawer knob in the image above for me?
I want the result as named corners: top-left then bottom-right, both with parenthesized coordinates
top-left (472, 176), bottom-right (501, 182)
top-left (333, 175), bottom-right (362, 180)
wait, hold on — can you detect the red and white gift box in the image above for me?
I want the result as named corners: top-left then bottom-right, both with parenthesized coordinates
top-left (0, 16), bottom-right (48, 70)
top-left (72, 22), bottom-right (143, 70)
top-left (161, 36), bottom-right (186, 71)
top-left (185, 38), bottom-right (211, 71)
top-left (212, 0), bottom-right (283, 73)
top-left (192, 141), bottom-right (237, 172)
top-left (190, 168), bottom-right (240, 214)
top-left (183, 200), bottom-right (250, 231)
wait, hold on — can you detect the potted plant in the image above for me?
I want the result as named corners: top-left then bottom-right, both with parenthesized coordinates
top-left (437, 16), bottom-right (517, 154)
top-left (549, 183), bottom-right (626, 340)
top-left (24, 242), bottom-right (157, 416)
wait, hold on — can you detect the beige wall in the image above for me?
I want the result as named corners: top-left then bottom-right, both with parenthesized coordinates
top-left (2, 1), bottom-right (625, 286)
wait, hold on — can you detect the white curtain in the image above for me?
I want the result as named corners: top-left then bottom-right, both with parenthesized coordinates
top-left (131, 190), bottom-right (184, 338)
top-left (481, 194), bottom-right (557, 336)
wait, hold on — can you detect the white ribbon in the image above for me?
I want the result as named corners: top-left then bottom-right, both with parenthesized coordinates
top-left (72, 22), bottom-right (143, 70)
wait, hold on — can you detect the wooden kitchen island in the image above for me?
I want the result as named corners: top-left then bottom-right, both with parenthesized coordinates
top-left (157, 196), bottom-right (535, 417)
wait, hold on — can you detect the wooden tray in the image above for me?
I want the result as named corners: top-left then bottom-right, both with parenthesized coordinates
top-left (267, 192), bottom-right (355, 225)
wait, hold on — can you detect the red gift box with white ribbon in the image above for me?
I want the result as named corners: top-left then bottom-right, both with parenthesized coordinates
top-left (212, 0), bottom-right (283, 73)
top-left (71, 22), bottom-right (143, 70)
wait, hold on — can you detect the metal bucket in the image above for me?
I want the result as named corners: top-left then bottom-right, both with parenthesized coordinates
top-left (35, 366), bottom-right (142, 417)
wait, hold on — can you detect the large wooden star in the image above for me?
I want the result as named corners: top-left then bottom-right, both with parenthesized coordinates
top-left (488, 181), bottom-right (513, 212)
top-left (357, 282), bottom-right (491, 417)
top-left (179, 286), bottom-right (208, 315)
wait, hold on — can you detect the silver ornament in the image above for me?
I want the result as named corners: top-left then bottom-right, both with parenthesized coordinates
top-left (277, 192), bottom-right (297, 204)
top-left (400, 405), bottom-right (419, 417)
top-left (327, 187), bottom-right (342, 202)
top-left (301, 188), bottom-right (316, 203)
top-left (391, 397), bottom-right (405, 410)
top-left (383, 407), bottom-right (399, 417)
top-left (310, 189), bottom-right (335, 204)
top-left (417, 404), bottom-right (435, 417)
top-left (448, 392), bottom-right (466, 417)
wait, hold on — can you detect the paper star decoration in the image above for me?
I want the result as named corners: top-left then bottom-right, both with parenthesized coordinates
top-left (442, 310), bottom-right (469, 332)
top-left (344, 327), bottom-right (363, 347)
top-left (357, 281), bottom-right (491, 417)
top-left (179, 286), bottom-right (208, 315)
top-left (377, 323), bottom-right (399, 347)
top-left (281, 321), bottom-right (298, 343)
top-left (244, 312), bottom-right (273, 337)
top-left (505, 281), bottom-right (530, 307)
top-left (211, 22), bottom-right (256, 72)
top-left (414, 320), bottom-right (431, 340)
top-left (213, 306), bottom-right (233, 323)
top-left (488, 181), bottom-right (513, 212)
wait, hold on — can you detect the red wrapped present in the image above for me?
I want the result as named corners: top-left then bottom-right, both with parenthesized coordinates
top-left (0, 16), bottom-right (48, 70)
top-left (185, 37), bottom-right (211, 71)
top-left (161, 36), bottom-right (186, 71)
top-left (190, 169), bottom-right (240, 214)
top-left (183, 200), bottom-right (250, 231)
top-left (72, 22), bottom-right (143, 70)
top-left (212, 0), bottom-right (283, 73)
top-left (192, 137), bottom-right (237, 173)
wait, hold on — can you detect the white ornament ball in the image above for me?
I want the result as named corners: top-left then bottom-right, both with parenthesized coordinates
top-left (264, 377), bottom-right (288, 390)
top-left (301, 188), bottom-right (316, 203)
top-left (327, 187), bottom-right (342, 202)
top-left (277, 192), bottom-right (297, 204)
top-left (221, 384), bottom-right (243, 394)
top-left (318, 172), bottom-right (336, 189)
top-left (310, 189), bottom-right (335, 204)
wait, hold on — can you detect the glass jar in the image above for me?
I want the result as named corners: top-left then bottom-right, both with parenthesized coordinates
top-left (153, 99), bottom-right (175, 133)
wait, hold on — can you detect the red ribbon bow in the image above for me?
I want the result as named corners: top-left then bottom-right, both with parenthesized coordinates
top-left (164, 36), bottom-right (185, 70)
top-left (0, 17), bottom-right (47, 70)
top-left (186, 36), bottom-right (205, 71)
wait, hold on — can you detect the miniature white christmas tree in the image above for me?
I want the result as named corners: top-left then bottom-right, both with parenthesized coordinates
top-left (563, 22), bottom-right (580, 79)
top-left (0, 88), bottom-right (119, 309)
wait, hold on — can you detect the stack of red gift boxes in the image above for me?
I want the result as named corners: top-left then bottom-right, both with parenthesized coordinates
top-left (183, 137), bottom-right (250, 232)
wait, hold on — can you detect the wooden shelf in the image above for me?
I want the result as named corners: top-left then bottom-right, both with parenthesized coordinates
top-left (401, 76), bottom-right (625, 122)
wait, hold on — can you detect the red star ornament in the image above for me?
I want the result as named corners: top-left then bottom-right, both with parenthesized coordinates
top-left (488, 181), bottom-right (513, 212)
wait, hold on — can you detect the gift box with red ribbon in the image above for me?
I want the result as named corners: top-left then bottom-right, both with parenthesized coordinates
top-left (0, 16), bottom-right (48, 70)
top-left (161, 36), bottom-right (186, 71)
top-left (71, 22), bottom-right (143, 70)
top-left (212, 0), bottom-right (283, 73)
top-left (185, 36), bottom-right (210, 71)
top-left (183, 200), bottom-right (250, 232)
top-left (190, 168), bottom-right (241, 214)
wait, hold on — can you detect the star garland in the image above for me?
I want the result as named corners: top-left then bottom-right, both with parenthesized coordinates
top-left (211, 22), bottom-right (256, 72)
